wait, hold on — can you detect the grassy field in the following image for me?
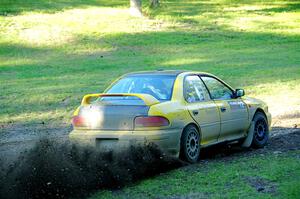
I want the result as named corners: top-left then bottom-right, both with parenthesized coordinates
top-left (0, 0), bottom-right (299, 198)
top-left (0, 0), bottom-right (299, 127)
top-left (90, 150), bottom-right (300, 198)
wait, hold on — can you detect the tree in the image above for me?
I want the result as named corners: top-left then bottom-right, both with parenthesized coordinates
top-left (130, 0), bottom-right (142, 17)
top-left (150, 0), bottom-right (159, 8)
top-left (129, 0), bottom-right (160, 17)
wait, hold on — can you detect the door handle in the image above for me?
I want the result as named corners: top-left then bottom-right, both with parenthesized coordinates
top-left (192, 110), bottom-right (199, 116)
top-left (220, 107), bottom-right (227, 112)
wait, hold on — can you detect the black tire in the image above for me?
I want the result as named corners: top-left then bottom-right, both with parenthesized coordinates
top-left (251, 112), bottom-right (269, 148)
top-left (180, 125), bottom-right (201, 163)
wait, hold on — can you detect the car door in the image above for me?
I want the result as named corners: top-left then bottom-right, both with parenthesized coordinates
top-left (183, 75), bottom-right (221, 146)
top-left (200, 75), bottom-right (248, 141)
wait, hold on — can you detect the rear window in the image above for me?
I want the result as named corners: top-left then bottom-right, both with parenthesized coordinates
top-left (105, 75), bottom-right (176, 101)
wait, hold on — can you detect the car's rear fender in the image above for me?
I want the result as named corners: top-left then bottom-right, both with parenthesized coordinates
top-left (148, 101), bottom-right (195, 130)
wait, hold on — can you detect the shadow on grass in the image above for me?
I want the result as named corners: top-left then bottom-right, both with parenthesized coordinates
top-left (1, 0), bottom-right (299, 128)
top-left (258, 2), bottom-right (300, 13)
top-left (151, 0), bottom-right (300, 19)
top-left (0, 0), bottom-right (128, 16)
top-left (0, 138), bottom-right (184, 199)
top-left (1, 28), bottom-right (299, 122)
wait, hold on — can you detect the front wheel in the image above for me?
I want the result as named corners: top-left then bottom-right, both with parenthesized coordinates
top-left (251, 112), bottom-right (269, 148)
top-left (180, 125), bottom-right (200, 163)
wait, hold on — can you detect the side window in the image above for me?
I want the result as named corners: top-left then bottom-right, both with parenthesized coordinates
top-left (184, 75), bottom-right (210, 103)
top-left (201, 76), bottom-right (233, 100)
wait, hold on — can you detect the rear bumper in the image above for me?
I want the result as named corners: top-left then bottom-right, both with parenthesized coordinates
top-left (69, 128), bottom-right (182, 157)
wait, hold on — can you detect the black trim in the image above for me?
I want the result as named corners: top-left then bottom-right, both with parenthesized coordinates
top-left (198, 75), bottom-right (213, 100)
top-left (199, 75), bottom-right (235, 100)
top-left (183, 74), bottom-right (211, 103)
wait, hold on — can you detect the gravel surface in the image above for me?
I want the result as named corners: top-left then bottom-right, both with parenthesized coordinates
top-left (0, 115), bottom-right (299, 169)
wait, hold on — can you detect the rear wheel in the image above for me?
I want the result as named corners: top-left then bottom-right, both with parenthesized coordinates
top-left (180, 125), bottom-right (200, 163)
top-left (251, 112), bottom-right (269, 148)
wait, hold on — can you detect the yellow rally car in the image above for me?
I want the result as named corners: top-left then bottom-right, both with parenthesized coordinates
top-left (69, 70), bottom-right (271, 163)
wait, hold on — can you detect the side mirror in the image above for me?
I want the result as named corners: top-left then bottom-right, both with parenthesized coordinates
top-left (235, 89), bottom-right (245, 98)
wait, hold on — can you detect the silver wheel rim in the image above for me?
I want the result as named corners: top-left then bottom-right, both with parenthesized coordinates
top-left (186, 131), bottom-right (199, 160)
top-left (254, 119), bottom-right (267, 142)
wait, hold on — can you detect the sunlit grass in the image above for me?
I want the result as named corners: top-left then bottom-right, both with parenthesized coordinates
top-left (227, 12), bottom-right (300, 35)
top-left (0, 0), bottom-right (299, 126)
top-left (245, 80), bottom-right (300, 117)
top-left (0, 7), bottom-right (175, 47)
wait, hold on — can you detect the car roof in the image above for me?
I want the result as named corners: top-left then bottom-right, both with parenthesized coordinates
top-left (126, 70), bottom-right (186, 76)
top-left (125, 70), bottom-right (213, 76)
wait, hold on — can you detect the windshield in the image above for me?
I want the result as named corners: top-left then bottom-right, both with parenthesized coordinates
top-left (106, 75), bottom-right (176, 100)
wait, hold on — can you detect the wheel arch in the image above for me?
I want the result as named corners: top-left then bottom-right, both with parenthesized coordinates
top-left (181, 122), bottom-right (201, 139)
top-left (253, 108), bottom-right (267, 122)
top-left (179, 122), bottom-right (202, 162)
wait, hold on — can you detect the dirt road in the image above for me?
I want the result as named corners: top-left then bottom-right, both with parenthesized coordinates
top-left (0, 114), bottom-right (299, 169)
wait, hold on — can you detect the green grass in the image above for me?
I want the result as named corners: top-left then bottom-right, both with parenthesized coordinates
top-left (89, 151), bottom-right (300, 198)
top-left (0, 0), bottom-right (299, 125)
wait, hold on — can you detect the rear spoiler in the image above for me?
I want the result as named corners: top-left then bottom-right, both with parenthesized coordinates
top-left (81, 93), bottom-right (160, 106)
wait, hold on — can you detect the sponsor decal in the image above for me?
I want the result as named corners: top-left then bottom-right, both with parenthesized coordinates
top-left (228, 101), bottom-right (246, 109)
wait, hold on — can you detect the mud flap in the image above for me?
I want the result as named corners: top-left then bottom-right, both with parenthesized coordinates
top-left (242, 121), bottom-right (255, 148)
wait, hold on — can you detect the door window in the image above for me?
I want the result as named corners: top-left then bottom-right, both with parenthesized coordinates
top-left (201, 76), bottom-right (233, 100)
top-left (184, 75), bottom-right (210, 103)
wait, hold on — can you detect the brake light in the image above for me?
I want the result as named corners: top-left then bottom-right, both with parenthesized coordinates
top-left (135, 116), bottom-right (169, 127)
top-left (72, 116), bottom-right (86, 127)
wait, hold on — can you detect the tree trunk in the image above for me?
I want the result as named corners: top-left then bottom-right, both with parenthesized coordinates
top-left (150, 0), bottom-right (159, 8)
top-left (130, 0), bottom-right (142, 17)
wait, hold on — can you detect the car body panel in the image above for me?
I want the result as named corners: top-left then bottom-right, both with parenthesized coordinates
top-left (69, 70), bottom-right (271, 157)
top-left (78, 104), bottom-right (149, 131)
top-left (214, 99), bottom-right (249, 142)
top-left (69, 128), bottom-right (182, 156)
top-left (185, 101), bottom-right (221, 145)
top-left (242, 96), bottom-right (272, 128)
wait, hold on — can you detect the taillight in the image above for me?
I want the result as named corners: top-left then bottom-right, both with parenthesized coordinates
top-left (135, 116), bottom-right (169, 127)
top-left (72, 116), bottom-right (86, 127)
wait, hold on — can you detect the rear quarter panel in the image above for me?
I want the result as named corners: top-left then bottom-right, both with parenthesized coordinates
top-left (148, 101), bottom-right (194, 130)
